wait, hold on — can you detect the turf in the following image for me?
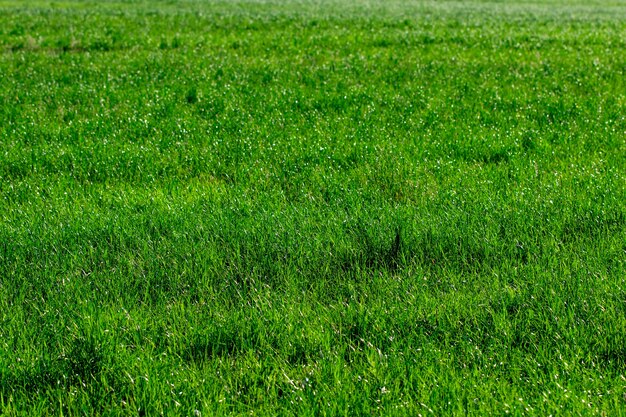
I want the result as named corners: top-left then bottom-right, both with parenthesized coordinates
top-left (0, 0), bottom-right (625, 415)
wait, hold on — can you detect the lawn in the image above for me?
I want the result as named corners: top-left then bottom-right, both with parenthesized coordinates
top-left (0, 0), bottom-right (625, 415)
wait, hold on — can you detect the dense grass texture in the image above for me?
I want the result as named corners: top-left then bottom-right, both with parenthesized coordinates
top-left (1, 0), bottom-right (625, 415)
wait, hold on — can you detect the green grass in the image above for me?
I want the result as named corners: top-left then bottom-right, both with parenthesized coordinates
top-left (0, 0), bottom-right (625, 415)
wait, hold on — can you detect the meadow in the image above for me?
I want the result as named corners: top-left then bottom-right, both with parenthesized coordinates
top-left (0, 0), bottom-right (625, 415)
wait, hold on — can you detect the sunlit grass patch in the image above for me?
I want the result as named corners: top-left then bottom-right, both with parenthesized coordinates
top-left (0, 0), bottom-right (625, 415)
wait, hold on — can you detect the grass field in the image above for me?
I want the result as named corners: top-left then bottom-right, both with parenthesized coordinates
top-left (1, 0), bottom-right (625, 415)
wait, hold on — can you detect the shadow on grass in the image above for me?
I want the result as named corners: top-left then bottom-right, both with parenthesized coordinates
top-left (0, 334), bottom-right (126, 412)
top-left (1, 336), bottom-right (102, 393)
